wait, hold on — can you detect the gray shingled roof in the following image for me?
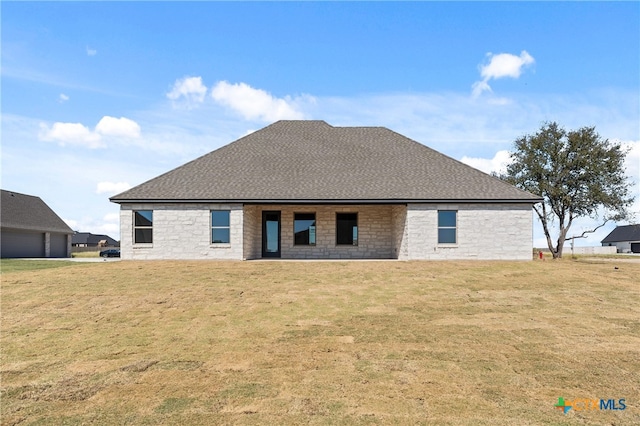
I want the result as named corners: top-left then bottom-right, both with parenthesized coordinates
top-left (601, 224), bottom-right (640, 243)
top-left (111, 120), bottom-right (541, 203)
top-left (1, 190), bottom-right (73, 234)
top-left (72, 232), bottom-right (119, 246)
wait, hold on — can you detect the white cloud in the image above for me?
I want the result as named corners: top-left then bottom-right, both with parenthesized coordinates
top-left (471, 80), bottom-right (493, 97)
top-left (99, 222), bottom-right (120, 235)
top-left (95, 116), bottom-right (141, 138)
top-left (64, 217), bottom-right (119, 237)
top-left (167, 76), bottom-right (208, 108)
top-left (96, 181), bottom-right (132, 195)
top-left (103, 212), bottom-right (120, 222)
top-left (473, 51), bottom-right (535, 97)
top-left (39, 116), bottom-right (141, 148)
top-left (460, 150), bottom-right (511, 175)
top-left (59, 93), bottom-right (69, 103)
top-left (486, 97), bottom-right (512, 106)
top-left (64, 218), bottom-right (79, 231)
top-left (39, 122), bottom-right (103, 148)
top-left (100, 213), bottom-right (122, 236)
top-left (86, 47), bottom-right (97, 56)
top-left (481, 51), bottom-right (534, 80)
top-left (211, 80), bottom-right (307, 122)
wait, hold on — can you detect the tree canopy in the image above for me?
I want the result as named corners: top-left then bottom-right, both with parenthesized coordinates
top-left (500, 122), bottom-right (635, 258)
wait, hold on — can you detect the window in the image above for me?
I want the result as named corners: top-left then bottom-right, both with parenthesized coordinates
top-left (336, 213), bottom-right (358, 245)
top-left (211, 210), bottom-right (230, 244)
top-left (294, 213), bottom-right (316, 245)
top-left (134, 210), bottom-right (153, 244)
top-left (438, 210), bottom-right (457, 244)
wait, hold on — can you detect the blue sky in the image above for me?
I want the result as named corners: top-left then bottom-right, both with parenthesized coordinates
top-left (2, 2), bottom-right (639, 247)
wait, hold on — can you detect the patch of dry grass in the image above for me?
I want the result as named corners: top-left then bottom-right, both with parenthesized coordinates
top-left (71, 251), bottom-right (101, 258)
top-left (1, 259), bottom-right (639, 425)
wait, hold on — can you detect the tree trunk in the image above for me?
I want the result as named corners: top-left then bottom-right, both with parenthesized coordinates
top-left (535, 204), bottom-right (558, 258)
top-left (554, 221), bottom-right (572, 259)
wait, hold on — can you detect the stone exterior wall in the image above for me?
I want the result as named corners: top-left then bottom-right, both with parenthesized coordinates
top-left (404, 203), bottom-right (533, 260)
top-left (242, 205), bottom-right (262, 260)
top-left (119, 203), bottom-right (244, 260)
top-left (243, 204), bottom-right (395, 259)
top-left (391, 204), bottom-right (408, 259)
top-left (118, 202), bottom-right (534, 260)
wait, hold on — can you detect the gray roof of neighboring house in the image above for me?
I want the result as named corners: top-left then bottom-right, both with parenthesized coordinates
top-left (1, 189), bottom-right (73, 234)
top-left (601, 224), bottom-right (640, 243)
top-left (111, 120), bottom-right (542, 204)
top-left (72, 232), bottom-right (119, 246)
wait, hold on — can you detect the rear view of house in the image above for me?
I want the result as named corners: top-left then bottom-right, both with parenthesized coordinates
top-left (110, 121), bottom-right (541, 260)
top-left (1, 190), bottom-right (73, 258)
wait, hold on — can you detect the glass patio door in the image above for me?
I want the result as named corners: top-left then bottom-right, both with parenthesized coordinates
top-left (262, 211), bottom-right (281, 258)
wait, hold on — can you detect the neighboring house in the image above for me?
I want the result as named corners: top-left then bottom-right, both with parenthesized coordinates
top-left (1, 189), bottom-right (73, 258)
top-left (601, 224), bottom-right (640, 253)
top-left (110, 120), bottom-right (542, 260)
top-left (72, 232), bottom-right (120, 247)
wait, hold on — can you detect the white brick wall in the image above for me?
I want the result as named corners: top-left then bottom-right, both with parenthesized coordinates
top-left (404, 203), bottom-right (533, 260)
top-left (120, 203), bottom-right (244, 260)
top-left (118, 202), bottom-right (534, 260)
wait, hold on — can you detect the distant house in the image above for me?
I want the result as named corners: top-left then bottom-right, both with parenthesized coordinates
top-left (601, 224), bottom-right (640, 253)
top-left (72, 232), bottom-right (119, 248)
top-left (1, 190), bottom-right (73, 258)
top-left (110, 120), bottom-right (541, 260)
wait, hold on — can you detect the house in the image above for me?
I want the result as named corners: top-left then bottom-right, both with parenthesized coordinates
top-left (110, 120), bottom-right (541, 260)
top-left (72, 232), bottom-right (120, 248)
top-left (1, 189), bottom-right (73, 258)
top-left (601, 224), bottom-right (640, 253)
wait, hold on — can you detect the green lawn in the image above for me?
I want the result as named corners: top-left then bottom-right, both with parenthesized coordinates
top-left (0, 259), bottom-right (80, 273)
top-left (1, 259), bottom-right (639, 425)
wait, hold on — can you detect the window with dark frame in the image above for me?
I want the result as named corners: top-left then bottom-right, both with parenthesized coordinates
top-left (336, 213), bottom-right (358, 245)
top-left (438, 210), bottom-right (457, 244)
top-left (294, 213), bottom-right (316, 245)
top-left (211, 210), bottom-right (231, 244)
top-left (134, 210), bottom-right (153, 244)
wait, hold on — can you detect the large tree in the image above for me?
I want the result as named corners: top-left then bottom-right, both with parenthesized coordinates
top-left (500, 122), bottom-right (634, 258)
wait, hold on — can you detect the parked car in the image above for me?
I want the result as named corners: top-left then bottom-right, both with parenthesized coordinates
top-left (99, 249), bottom-right (120, 258)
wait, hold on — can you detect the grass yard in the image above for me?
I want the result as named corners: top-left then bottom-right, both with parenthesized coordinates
top-left (71, 252), bottom-right (101, 259)
top-left (0, 260), bottom-right (82, 274)
top-left (1, 259), bottom-right (639, 425)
